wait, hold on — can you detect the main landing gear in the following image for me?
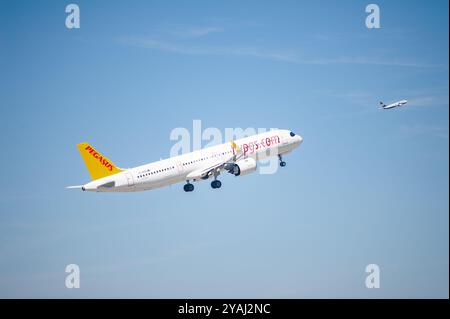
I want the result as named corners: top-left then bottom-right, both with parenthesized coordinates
top-left (211, 180), bottom-right (222, 189)
top-left (211, 170), bottom-right (222, 189)
top-left (278, 154), bottom-right (286, 167)
top-left (183, 181), bottom-right (194, 192)
top-left (184, 176), bottom-right (222, 192)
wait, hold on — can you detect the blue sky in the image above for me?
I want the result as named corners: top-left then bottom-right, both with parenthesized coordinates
top-left (0, 0), bottom-right (448, 298)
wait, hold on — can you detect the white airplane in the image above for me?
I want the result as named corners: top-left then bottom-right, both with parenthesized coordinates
top-left (67, 129), bottom-right (303, 193)
top-left (379, 99), bottom-right (408, 110)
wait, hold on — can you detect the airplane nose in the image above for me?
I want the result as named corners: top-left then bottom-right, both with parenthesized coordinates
top-left (296, 135), bottom-right (303, 144)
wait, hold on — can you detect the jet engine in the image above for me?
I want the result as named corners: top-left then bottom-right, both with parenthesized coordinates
top-left (226, 157), bottom-right (257, 176)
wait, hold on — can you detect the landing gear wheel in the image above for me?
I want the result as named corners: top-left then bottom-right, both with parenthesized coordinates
top-left (183, 183), bottom-right (194, 192)
top-left (211, 180), bottom-right (222, 189)
top-left (278, 154), bottom-right (286, 167)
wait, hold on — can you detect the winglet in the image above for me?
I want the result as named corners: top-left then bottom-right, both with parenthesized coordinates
top-left (230, 140), bottom-right (242, 160)
top-left (230, 140), bottom-right (240, 152)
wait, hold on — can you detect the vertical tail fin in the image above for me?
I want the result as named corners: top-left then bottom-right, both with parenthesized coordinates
top-left (77, 142), bottom-right (123, 180)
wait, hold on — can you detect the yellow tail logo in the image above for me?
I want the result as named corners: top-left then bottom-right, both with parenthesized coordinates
top-left (77, 142), bottom-right (123, 180)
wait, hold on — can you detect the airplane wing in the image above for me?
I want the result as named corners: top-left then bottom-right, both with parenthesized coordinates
top-left (186, 141), bottom-right (243, 181)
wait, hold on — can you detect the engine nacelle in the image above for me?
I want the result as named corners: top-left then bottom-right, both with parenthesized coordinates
top-left (228, 157), bottom-right (257, 176)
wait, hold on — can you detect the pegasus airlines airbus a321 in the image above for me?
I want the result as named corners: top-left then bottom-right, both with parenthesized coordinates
top-left (67, 129), bottom-right (303, 192)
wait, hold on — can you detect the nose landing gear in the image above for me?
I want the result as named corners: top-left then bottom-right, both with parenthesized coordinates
top-left (278, 155), bottom-right (286, 167)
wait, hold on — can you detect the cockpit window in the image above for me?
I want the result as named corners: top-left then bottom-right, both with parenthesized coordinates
top-left (290, 132), bottom-right (295, 137)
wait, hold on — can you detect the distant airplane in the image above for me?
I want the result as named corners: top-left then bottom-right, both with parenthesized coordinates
top-left (67, 129), bottom-right (303, 193)
top-left (379, 99), bottom-right (408, 110)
